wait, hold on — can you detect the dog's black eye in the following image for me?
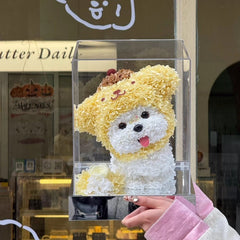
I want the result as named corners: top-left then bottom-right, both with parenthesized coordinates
top-left (119, 122), bottom-right (127, 129)
top-left (141, 111), bottom-right (149, 119)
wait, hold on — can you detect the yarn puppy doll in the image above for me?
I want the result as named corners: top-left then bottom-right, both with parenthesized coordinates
top-left (74, 64), bottom-right (180, 196)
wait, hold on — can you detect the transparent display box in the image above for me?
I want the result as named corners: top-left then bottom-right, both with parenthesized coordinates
top-left (71, 40), bottom-right (192, 219)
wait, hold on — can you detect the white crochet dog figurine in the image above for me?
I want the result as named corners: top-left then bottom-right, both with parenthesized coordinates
top-left (74, 65), bottom-right (180, 196)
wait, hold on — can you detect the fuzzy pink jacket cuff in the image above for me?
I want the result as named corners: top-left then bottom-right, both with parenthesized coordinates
top-left (145, 183), bottom-right (214, 240)
top-left (144, 199), bottom-right (209, 240)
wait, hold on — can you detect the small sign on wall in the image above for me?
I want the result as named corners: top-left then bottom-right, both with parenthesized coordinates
top-left (25, 159), bottom-right (35, 173)
top-left (42, 159), bottom-right (63, 174)
top-left (16, 159), bottom-right (25, 172)
top-left (15, 159), bottom-right (35, 173)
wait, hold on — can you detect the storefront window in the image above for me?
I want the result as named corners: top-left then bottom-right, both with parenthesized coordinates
top-left (0, 1), bottom-right (175, 239)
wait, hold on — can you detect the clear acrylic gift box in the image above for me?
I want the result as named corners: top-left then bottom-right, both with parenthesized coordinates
top-left (69, 39), bottom-right (192, 220)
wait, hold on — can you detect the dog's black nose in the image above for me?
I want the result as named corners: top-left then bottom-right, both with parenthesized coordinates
top-left (133, 124), bottom-right (143, 132)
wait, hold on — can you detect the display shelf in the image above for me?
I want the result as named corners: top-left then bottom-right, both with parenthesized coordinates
top-left (15, 175), bottom-right (143, 240)
top-left (15, 175), bottom-right (72, 240)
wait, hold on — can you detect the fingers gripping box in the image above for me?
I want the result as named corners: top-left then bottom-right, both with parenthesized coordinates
top-left (70, 40), bottom-right (192, 220)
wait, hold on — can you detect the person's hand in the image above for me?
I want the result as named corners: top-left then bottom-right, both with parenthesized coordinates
top-left (122, 196), bottom-right (174, 232)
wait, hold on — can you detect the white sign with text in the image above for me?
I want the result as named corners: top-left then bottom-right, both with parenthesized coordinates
top-left (0, 41), bottom-right (75, 72)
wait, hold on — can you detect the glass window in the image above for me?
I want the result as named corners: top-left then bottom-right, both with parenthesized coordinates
top-left (0, 1), bottom-right (175, 239)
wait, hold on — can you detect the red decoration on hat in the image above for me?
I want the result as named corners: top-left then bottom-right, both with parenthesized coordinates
top-left (107, 69), bottom-right (117, 76)
top-left (111, 89), bottom-right (126, 100)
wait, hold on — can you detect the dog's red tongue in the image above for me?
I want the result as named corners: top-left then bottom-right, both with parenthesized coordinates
top-left (139, 136), bottom-right (150, 147)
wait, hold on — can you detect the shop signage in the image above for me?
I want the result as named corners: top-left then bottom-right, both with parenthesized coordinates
top-left (0, 41), bottom-right (116, 72)
top-left (0, 47), bottom-right (73, 60)
top-left (0, 219), bottom-right (39, 240)
top-left (9, 81), bottom-right (54, 114)
top-left (56, 0), bottom-right (136, 30)
top-left (0, 41), bottom-right (75, 72)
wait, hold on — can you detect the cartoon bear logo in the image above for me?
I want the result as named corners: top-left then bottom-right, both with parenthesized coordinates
top-left (56, 0), bottom-right (135, 30)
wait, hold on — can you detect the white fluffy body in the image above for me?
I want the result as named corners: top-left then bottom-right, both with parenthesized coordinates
top-left (78, 144), bottom-right (176, 195)
top-left (108, 106), bottom-right (176, 195)
top-left (110, 143), bottom-right (176, 195)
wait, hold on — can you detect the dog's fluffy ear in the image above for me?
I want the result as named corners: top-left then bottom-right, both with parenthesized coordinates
top-left (74, 95), bottom-right (98, 136)
top-left (133, 65), bottom-right (180, 98)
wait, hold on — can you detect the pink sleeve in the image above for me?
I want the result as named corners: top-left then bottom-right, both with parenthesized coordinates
top-left (145, 183), bottom-right (240, 240)
top-left (144, 199), bottom-right (209, 240)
